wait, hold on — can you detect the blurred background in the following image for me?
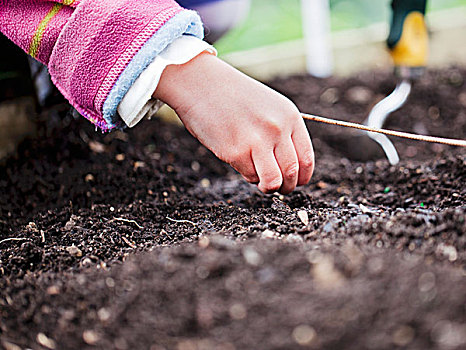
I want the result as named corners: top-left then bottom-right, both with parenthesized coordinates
top-left (215, 0), bottom-right (466, 79)
top-left (217, 0), bottom-right (465, 53)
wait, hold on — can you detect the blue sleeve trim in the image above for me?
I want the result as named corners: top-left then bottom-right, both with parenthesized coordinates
top-left (102, 10), bottom-right (204, 126)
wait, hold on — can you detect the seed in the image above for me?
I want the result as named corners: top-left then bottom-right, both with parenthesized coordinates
top-left (261, 229), bottom-right (277, 239)
top-left (46, 285), bottom-right (60, 295)
top-left (297, 210), bottom-right (309, 225)
top-left (243, 246), bottom-right (262, 266)
top-left (83, 330), bottom-right (100, 345)
top-left (229, 303), bottom-right (247, 320)
top-left (292, 325), bottom-right (317, 346)
top-left (392, 325), bottom-right (415, 346)
top-left (37, 333), bottom-right (56, 349)
top-left (200, 178), bottom-right (211, 188)
top-left (66, 245), bottom-right (82, 257)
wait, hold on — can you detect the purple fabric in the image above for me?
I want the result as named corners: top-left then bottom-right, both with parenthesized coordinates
top-left (176, 0), bottom-right (224, 8)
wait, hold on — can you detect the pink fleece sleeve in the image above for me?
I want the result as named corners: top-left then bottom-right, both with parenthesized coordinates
top-left (0, 0), bottom-right (73, 64)
top-left (0, 0), bottom-right (203, 131)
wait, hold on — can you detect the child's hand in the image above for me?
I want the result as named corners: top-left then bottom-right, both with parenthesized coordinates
top-left (153, 53), bottom-right (314, 194)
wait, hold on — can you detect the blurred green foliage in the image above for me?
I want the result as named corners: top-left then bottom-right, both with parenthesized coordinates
top-left (215, 0), bottom-right (466, 54)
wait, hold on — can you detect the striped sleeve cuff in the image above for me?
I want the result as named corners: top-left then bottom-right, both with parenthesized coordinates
top-left (101, 9), bottom-right (204, 129)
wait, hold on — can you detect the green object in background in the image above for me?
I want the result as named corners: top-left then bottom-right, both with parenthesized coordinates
top-left (216, 0), bottom-right (303, 54)
top-left (215, 0), bottom-right (466, 55)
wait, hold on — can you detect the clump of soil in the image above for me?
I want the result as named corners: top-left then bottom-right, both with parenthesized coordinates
top-left (0, 67), bottom-right (465, 350)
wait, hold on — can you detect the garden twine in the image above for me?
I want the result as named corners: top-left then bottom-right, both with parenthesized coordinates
top-left (301, 113), bottom-right (466, 148)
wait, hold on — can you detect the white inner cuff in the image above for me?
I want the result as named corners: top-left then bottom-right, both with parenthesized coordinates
top-left (117, 35), bottom-right (217, 128)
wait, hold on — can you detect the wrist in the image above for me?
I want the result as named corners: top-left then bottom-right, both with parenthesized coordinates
top-left (152, 52), bottom-right (217, 112)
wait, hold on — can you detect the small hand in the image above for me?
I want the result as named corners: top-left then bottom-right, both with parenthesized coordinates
top-left (154, 53), bottom-right (314, 194)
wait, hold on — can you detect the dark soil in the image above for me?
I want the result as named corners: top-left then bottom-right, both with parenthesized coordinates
top-left (1, 67), bottom-right (465, 350)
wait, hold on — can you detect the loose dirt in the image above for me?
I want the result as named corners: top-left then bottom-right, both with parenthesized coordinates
top-left (1, 68), bottom-right (465, 350)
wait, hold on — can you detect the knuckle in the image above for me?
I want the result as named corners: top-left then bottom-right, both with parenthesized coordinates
top-left (300, 151), bottom-right (315, 169)
top-left (264, 120), bottom-right (282, 137)
top-left (284, 162), bottom-right (299, 180)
